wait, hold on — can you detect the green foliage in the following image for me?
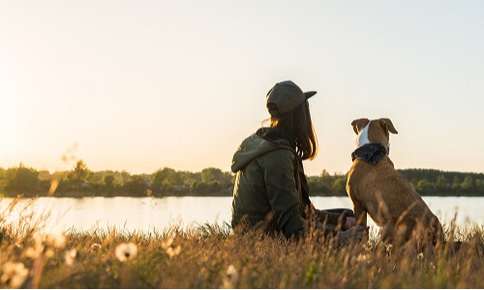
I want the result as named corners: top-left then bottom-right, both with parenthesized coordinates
top-left (416, 179), bottom-right (434, 193)
top-left (124, 175), bottom-right (149, 196)
top-left (399, 169), bottom-right (484, 196)
top-left (4, 165), bottom-right (40, 195)
top-left (1, 164), bottom-right (484, 197)
top-left (201, 167), bottom-right (225, 183)
top-left (152, 168), bottom-right (183, 193)
top-left (331, 177), bottom-right (346, 195)
top-left (69, 160), bottom-right (90, 183)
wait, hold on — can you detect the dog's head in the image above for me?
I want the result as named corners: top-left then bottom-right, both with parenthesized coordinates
top-left (351, 118), bottom-right (398, 151)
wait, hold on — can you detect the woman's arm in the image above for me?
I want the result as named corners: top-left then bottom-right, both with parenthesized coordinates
top-left (260, 149), bottom-right (306, 238)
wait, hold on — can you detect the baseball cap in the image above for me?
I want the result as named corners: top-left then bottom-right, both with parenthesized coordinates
top-left (266, 80), bottom-right (317, 116)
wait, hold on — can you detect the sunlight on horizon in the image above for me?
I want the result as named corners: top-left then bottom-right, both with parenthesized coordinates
top-left (2, 0), bottom-right (484, 175)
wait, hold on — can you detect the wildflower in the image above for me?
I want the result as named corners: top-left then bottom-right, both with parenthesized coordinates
top-left (417, 252), bottom-right (424, 260)
top-left (64, 249), bottom-right (77, 266)
top-left (356, 253), bottom-right (370, 262)
top-left (25, 233), bottom-right (65, 259)
top-left (115, 242), bottom-right (138, 262)
top-left (161, 235), bottom-right (181, 258)
top-left (45, 233), bottom-right (66, 249)
top-left (385, 244), bottom-right (393, 255)
top-left (44, 249), bottom-right (55, 258)
top-left (24, 245), bottom-right (44, 259)
top-left (32, 233), bottom-right (43, 247)
top-left (160, 236), bottom-right (174, 250)
top-left (161, 236), bottom-right (182, 258)
top-left (1, 262), bottom-right (29, 288)
top-left (165, 245), bottom-right (182, 258)
top-left (89, 243), bottom-right (102, 251)
top-left (25, 233), bottom-right (45, 259)
top-left (222, 264), bottom-right (239, 288)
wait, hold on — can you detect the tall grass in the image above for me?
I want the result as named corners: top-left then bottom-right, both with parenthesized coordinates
top-left (0, 202), bottom-right (483, 288)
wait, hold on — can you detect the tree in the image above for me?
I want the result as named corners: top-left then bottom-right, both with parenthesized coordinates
top-left (460, 176), bottom-right (474, 192)
top-left (152, 168), bottom-right (183, 193)
top-left (5, 166), bottom-right (40, 194)
top-left (104, 175), bottom-right (115, 188)
top-left (307, 176), bottom-right (331, 196)
top-left (451, 176), bottom-right (461, 191)
top-left (0, 167), bottom-right (7, 191)
top-left (69, 160), bottom-right (91, 183)
top-left (57, 160), bottom-right (93, 194)
top-left (476, 179), bottom-right (484, 192)
top-left (124, 175), bottom-right (149, 195)
top-left (320, 169), bottom-right (333, 185)
top-left (416, 179), bottom-right (434, 194)
top-left (331, 177), bottom-right (346, 195)
top-left (201, 168), bottom-right (225, 184)
top-left (435, 175), bottom-right (449, 192)
top-left (103, 175), bottom-right (116, 195)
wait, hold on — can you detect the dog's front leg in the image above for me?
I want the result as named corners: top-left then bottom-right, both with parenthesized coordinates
top-left (354, 202), bottom-right (367, 227)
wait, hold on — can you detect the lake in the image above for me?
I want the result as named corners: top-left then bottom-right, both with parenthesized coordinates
top-left (0, 196), bottom-right (483, 234)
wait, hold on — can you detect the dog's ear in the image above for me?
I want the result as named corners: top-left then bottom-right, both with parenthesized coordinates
top-left (351, 118), bottom-right (370, 134)
top-left (379, 118), bottom-right (398, 134)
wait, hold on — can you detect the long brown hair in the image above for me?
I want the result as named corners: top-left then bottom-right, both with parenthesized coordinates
top-left (268, 101), bottom-right (318, 160)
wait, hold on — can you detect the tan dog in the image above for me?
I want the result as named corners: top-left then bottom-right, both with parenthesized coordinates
top-left (346, 118), bottom-right (444, 245)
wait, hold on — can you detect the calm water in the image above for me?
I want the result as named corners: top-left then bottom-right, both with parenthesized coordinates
top-left (0, 196), bottom-right (483, 234)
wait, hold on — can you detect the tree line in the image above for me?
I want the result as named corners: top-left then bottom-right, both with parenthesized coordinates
top-left (1, 161), bottom-right (484, 198)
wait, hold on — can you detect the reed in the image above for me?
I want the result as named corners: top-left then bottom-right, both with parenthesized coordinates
top-left (0, 202), bottom-right (483, 288)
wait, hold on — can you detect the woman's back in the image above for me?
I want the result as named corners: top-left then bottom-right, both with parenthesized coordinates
top-left (231, 129), bottom-right (306, 237)
top-left (230, 80), bottom-right (359, 240)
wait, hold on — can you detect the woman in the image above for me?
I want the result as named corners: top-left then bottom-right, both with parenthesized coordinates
top-left (230, 80), bottom-right (358, 239)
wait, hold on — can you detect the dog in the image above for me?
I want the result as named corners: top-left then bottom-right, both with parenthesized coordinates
top-left (346, 118), bottom-right (444, 245)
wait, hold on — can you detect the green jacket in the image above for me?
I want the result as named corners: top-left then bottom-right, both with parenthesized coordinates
top-left (230, 128), bottom-right (309, 238)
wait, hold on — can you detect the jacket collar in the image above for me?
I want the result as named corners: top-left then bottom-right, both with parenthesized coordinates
top-left (257, 127), bottom-right (295, 148)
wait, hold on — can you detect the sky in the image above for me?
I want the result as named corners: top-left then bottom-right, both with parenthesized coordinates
top-left (1, 0), bottom-right (484, 175)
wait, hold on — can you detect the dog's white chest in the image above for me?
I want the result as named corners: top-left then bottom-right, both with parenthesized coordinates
top-left (356, 124), bottom-right (370, 149)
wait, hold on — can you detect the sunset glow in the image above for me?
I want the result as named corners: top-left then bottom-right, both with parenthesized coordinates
top-left (2, 0), bottom-right (484, 175)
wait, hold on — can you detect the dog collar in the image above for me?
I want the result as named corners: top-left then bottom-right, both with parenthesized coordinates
top-left (351, 143), bottom-right (388, 165)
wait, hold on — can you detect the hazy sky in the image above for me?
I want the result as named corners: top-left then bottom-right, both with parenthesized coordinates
top-left (1, 0), bottom-right (484, 175)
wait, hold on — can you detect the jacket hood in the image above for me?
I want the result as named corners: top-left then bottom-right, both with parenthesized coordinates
top-left (231, 128), bottom-right (293, 173)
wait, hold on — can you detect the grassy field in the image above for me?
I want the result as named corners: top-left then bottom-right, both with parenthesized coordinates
top-left (1, 203), bottom-right (483, 288)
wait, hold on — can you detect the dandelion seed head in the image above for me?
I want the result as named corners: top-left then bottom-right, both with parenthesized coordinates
top-left (89, 243), bottom-right (102, 251)
top-left (24, 245), bottom-right (44, 259)
top-left (222, 264), bottom-right (239, 289)
top-left (226, 264), bottom-right (237, 277)
top-left (1, 262), bottom-right (29, 289)
top-left (115, 242), bottom-right (138, 262)
top-left (28, 233), bottom-right (65, 258)
top-left (45, 249), bottom-right (55, 258)
top-left (385, 244), bottom-right (393, 254)
top-left (165, 245), bottom-right (181, 258)
top-left (45, 233), bottom-right (66, 249)
top-left (161, 236), bottom-right (174, 250)
top-left (356, 254), bottom-right (370, 262)
top-left (64, 249), bottom-right (77, 266)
